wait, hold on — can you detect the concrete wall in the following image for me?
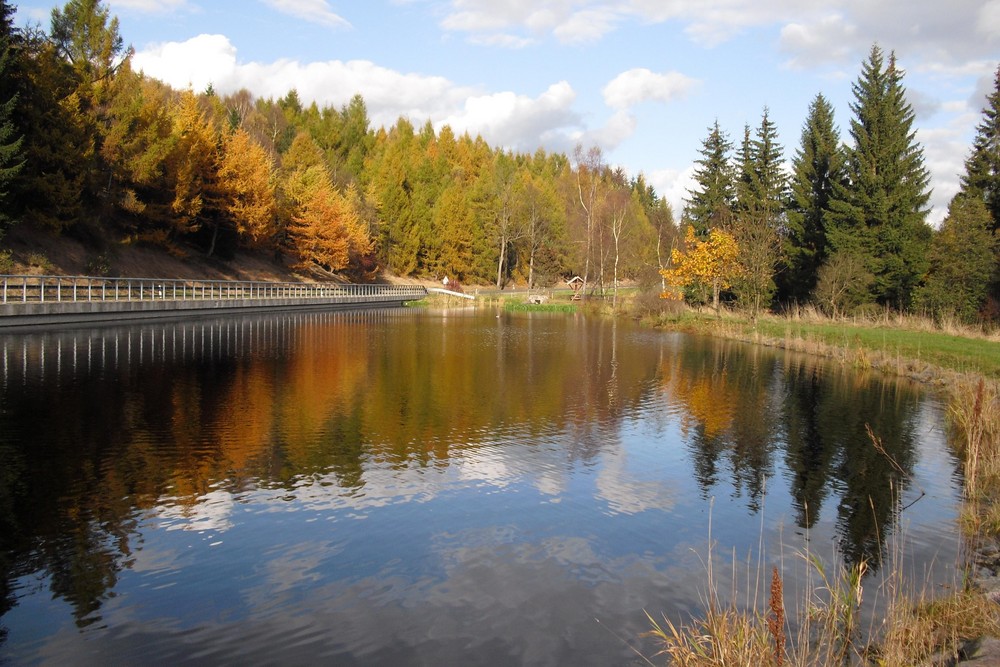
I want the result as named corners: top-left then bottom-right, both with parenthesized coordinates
top-left (0, 295), bottom-right (416, 329)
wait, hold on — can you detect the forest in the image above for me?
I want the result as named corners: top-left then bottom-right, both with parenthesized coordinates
top-left (0, 0), bottom-right (998, 323)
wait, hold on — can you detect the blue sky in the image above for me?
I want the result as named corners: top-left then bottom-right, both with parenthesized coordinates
top-left (14, 0), bottom-right (1000, 225)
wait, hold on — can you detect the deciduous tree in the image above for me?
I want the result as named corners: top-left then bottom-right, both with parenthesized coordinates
top-left (218, 127), bottom-right (277, 247)
top-left (661, 224), bottom-right (741, 312)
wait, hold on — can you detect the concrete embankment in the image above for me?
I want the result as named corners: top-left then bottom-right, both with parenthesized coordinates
top-left (0, 295), bottom-right (416, 329)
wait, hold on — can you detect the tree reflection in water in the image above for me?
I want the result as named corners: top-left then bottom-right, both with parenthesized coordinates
top-left (0, 311), bottom-right (957, 657)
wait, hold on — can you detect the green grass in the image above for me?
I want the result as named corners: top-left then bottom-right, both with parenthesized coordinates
top-left (503, 301), bottom-right (578, 313)
top-left (650, 309), bottom-right (1000, 379)
top-left (755, 319), bottom-right (1000, 379)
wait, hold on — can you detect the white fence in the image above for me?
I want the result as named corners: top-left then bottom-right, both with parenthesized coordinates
top-left (0, 275), bottom-right (427, 305)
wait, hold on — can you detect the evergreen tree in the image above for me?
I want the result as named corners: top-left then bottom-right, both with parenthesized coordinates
top-left (962, 64), bottom-right (1000, 231)
top-left (16, 27), bottom-right (91, 231)
top-left (914, 195), bottom-right (997, 322)
top-left (50, 0), bottom-right (131, 211)
top-left (826, 45), bottom-right (931, 309)
top-left (960, 64), bottom-right (1000, 316)
top-left (731, 108), bottom-right (787, 318)
top-left (0, 0), bottom-right (24, 232)
top-left (684, 120), bottom-right (735, 235)
top-left (782, 93), bottom-right (843, 303)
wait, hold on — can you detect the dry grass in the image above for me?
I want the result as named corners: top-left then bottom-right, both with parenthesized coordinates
top-left (644, 411), bottom-right (1000, 666)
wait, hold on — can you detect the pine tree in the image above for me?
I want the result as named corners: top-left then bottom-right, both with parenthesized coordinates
top-left (826, 45), bottom-right (931, 309)
top-left (962, 64), bottom-right (1000, 231)
top-left (684, 120), bottom-right (735, 235)
top-left (782, 93), bottom-right (844, 303)
top-left (0, 0), bottom-right (24, 232)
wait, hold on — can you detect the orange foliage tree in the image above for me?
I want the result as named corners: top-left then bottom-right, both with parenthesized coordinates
top-left (217, 127), bottom-right (278, 248)
top-left (660, 225), bottom-right (741, 311)
top-left (285, 166), bottom-right (372, 272)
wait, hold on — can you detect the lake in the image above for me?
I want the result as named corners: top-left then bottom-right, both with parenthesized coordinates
top-left (0, 308), bottom-right (965, 665)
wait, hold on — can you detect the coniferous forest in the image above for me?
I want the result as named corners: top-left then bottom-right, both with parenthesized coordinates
top-left (0, 0), bottom-right (998, 323)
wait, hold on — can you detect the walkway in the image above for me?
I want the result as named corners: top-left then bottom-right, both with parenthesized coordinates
top-left (0, 275), bottom-right (428, 328)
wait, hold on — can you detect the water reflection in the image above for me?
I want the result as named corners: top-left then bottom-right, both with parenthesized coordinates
top-left (0, 310), bottom-right (962, 663)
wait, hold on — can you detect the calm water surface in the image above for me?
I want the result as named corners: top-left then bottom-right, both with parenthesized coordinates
top-left (0, 309), bottom-right (964, 665)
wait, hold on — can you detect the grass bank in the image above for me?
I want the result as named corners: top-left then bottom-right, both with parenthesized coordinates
top-left (637, 305), bottom-right (1000, 665)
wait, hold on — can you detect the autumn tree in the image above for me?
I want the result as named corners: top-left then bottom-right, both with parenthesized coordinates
top-left (574, 145), bottom-right (604, 293)
top-left (826, 45), bottom-right (931, 309)
top-left (51, 0), bottom-right (131, 212)
top-left (661, 225), bottom-right (741, 312)
top-left (365, 118), bottom-right (423, 274)
top-left (476, 151), bottom-right (523, 289)
top-left (217, 127), bottom-right (277, 248)
top-left (100, 63), bottom-right (176, 230)
top-left (432, 183), bottom-right (476, 281)
top-left (781, 93), bottom-right (844, 303)
top-left (604, 175), bottom-right (635, 309)
top-left (286, 167), bottom-right (370, 273)
top-left (167, 90), bottom-right (223, 252)
top-left (515, 164), bottom-right (564, 289)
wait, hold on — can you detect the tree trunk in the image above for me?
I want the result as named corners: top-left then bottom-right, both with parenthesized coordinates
top-left (206, 221), bottom-right (219, 258)
top-left (495, 236), bottom-right (507, 289)
top-left (528, 243), bottom-right (535, 291)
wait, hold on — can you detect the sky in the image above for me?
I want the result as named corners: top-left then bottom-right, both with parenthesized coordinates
top-left (13, 0), bottom-right (1000, 225)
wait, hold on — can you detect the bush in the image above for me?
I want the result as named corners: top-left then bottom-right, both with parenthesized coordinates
top-left (0, 248), bottom-right (13, 274)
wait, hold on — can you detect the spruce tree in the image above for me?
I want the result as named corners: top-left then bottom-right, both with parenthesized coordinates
top-left (684, 120), bottom-right (735, 235)
top-left (960, 64), bottom-right (1000, 316)
top-left (0, 0), bottom-right (23, 232)
top-left (782, 94), bottom-right (843, 303)
top-left (962, 65), bottom-right (1000, 231)
top-left (914, 195), bottom-right (997, 322)
top-left (826, 45), bottom-right (931, 309)
top-left (731, 108), bottom-right (787, 317)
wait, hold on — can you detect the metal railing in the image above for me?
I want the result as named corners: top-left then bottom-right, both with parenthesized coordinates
top-left (0, 275), bottom-right (427, 305)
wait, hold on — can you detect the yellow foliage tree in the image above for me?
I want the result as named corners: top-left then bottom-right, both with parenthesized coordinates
top-left (660, 225), bottom-right (741, 311)
top-left (285, 165), bottom-right (372, 272)
top-left (218, 127), bottom-right (277, 247)
top-left (168, 91), bottom-right (219, 239)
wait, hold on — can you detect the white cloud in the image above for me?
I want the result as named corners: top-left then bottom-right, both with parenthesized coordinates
top-left (918, 126), bottom-right (970, 227)
top-left (552, 7), bottom-right (620, 43)
top-left (468, 33), bottom-right (535, 49)
top-left (261, 0), bottom-right (351, 29)
top-left (133, 36), bottom-right (593, 155)
top-left (133, 34), bottom-right (239, 92)
top-left (602, 68), bottom-right (698, 110)
top-left (440, 81), bottom-right (582, 151)
top-left (649, 165), bottom-right (696, 221)
top-left (979, 1), bottom-right (1000, 39)
top-left (572, 109), bottom-right (637, 151)
top-left (109, 0), bottom-right (190, 11)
